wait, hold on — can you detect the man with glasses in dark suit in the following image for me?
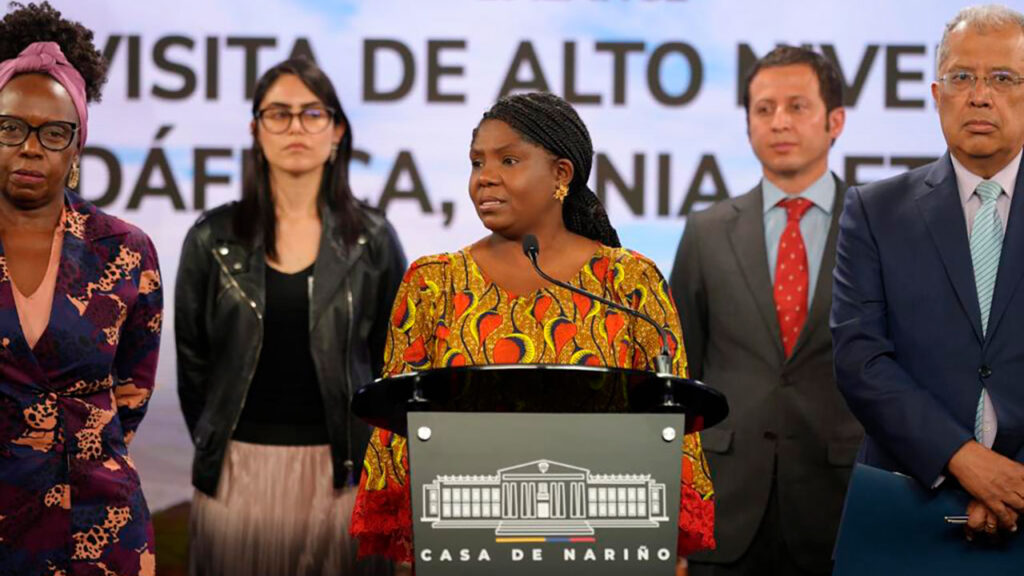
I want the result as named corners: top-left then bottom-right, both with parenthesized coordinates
top-left (832, 4), bottom-right (1024, 543)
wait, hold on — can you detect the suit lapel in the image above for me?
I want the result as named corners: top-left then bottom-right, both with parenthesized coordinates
top-left (985, 151), bottom-right (1024, 342)
top-left (212, 222), bottom-right (266, 317)
top-left (916, 153), bottom-right (984, 342)
top-left (310, 216), bottom-right (363, 331)
top-left (790, 176), bottom-right (845, 360)
top-left (727, 185), bottom-right (784, 361)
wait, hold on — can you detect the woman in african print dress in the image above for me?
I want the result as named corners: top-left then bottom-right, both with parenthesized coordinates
top-left (351, 92), bottom-right (715, 575)
top-left (0, 3), bottom-right (161, 575)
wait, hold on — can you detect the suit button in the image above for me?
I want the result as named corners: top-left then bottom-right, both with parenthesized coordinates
top-left (763, 431), bottom-right (778, 440)
top-left (979, 366), bottom-right (992, 379)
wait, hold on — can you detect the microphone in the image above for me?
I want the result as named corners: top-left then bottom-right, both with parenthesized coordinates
top-left (521, 234), bottom-right (674, 376)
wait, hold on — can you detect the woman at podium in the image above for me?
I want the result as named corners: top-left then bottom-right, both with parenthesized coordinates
top-left (351, 92), bottom-right (715, 573)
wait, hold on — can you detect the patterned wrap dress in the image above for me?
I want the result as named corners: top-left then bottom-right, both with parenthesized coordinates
top-left (0, 192), bottom-right (162, 575)
top-left (350, 245), bottom-right (715, 562)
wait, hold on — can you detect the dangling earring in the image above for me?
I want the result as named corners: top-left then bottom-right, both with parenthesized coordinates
top-left (553, 182), bottom-right (569, 203)
top-left (329, 144), bottom-right (338, 164)
top-left (68, 157), bottom-right (80, 189)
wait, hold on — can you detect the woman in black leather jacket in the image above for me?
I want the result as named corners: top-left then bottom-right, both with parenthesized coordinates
top-left (174, 57), bottom-right (405, 576)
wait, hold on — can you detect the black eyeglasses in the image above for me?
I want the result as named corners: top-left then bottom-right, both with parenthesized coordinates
top-left (255, 106), bottom-right (335, 134)
top-left (0, 115), bottom-right (78, 151)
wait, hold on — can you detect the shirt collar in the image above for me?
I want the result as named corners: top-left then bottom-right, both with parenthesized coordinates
top-left (951, 148), bottom-right (1022, 205)
top-left (762, 171), bottom-right (836, 215)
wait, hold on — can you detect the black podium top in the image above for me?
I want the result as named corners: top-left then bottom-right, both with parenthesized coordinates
top-left (352, 364), bottom-right (728, 437)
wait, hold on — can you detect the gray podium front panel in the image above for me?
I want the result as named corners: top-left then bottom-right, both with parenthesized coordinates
top-left (408, 412), bottom-right (685, 575)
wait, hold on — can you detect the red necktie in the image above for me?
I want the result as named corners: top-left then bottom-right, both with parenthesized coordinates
top-left (773, 197), bottom-right (813, 357)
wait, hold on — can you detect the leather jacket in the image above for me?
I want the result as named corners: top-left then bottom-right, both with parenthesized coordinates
top-left (174, 201), bottom-right (406, 495)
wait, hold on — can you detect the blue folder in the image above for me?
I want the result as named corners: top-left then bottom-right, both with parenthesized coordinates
top-left (833, 463), bottom-right (1024, 575)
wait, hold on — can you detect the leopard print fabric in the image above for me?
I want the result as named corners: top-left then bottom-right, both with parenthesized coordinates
top-left (0, 192), bottom-right (161, 575)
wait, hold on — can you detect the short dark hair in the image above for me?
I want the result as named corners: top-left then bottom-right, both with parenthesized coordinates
top-left (0, 1), bottom-right (108, 102)
top-left (236, 57), bottom-right (362, 256)
top-left (742, 45), bottom-right (844, 115)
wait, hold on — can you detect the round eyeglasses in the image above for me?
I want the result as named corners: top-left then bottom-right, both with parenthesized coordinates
top-left (0, 115), bottom-right (78, 151)
top-left (256, 107), bottom-right (335, 134)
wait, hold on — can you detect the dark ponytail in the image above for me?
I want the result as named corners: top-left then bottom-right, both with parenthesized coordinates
top-left (562, 187), bottom-right (620, 248)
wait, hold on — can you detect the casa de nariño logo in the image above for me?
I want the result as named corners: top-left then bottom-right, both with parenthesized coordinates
top-left (416, 459), bottom-right (676, 565)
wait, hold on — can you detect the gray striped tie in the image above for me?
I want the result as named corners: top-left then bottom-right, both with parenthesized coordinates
top-left (970, 180), bottom-right (1003, 442)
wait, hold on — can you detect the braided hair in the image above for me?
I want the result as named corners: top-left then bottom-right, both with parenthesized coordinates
top-left (478, 92), bottom-right (621, 248)
top-left (0, 2), bottom-right (107, 102)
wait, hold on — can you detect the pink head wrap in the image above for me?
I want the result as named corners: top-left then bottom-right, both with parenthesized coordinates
top-left (0, 41), bottom-right (89, 147)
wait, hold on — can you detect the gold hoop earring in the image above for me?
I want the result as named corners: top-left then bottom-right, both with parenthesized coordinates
top-left (68, 158), bottom-right (80, 189)
top-left (553, 182), bottom-right (569, 203)
top-left (329, 144), bottom-right (338, 164)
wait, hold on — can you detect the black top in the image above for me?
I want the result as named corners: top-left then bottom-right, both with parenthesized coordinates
top-left (233, 263), bottom-right (330, 445)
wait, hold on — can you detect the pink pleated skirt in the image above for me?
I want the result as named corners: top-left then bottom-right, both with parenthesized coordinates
top-left (188, 440), bottom-right (391, 576)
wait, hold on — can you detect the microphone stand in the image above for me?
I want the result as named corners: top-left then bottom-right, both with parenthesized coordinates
top-left (521, 235), bottom-right (676, 389)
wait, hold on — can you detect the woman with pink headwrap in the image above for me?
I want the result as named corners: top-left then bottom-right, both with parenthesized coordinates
top-left (0, 3), bottom-right (162, 575)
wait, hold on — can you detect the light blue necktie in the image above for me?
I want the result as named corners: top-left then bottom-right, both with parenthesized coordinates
top-left (970, 180), bottom-right (1003, 442)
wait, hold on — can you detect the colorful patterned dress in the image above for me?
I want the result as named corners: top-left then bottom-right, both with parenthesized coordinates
top-left (351, 245), bottom-right (715, 562)
top-left (0, 192), bottom-right (162, 575)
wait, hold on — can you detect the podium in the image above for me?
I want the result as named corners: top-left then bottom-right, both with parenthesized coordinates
top-left (353, 364), bottom-right (728, 576)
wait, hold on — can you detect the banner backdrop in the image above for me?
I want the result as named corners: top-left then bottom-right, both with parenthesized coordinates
top-left (54, 0), bottom-right (973, 509)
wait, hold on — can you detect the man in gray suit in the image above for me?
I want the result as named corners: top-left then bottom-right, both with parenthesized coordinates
top-left (670, 46), bottom-right (863, 575)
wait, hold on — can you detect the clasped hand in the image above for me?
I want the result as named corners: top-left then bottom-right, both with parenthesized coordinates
top-left (948, 441), bottom-right (1024, 540)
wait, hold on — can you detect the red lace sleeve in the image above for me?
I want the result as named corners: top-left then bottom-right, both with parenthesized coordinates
top-left (350, 428), bottom-right (414, 563)
top-left (678, 481), bottom-right (716, 556)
